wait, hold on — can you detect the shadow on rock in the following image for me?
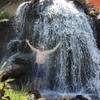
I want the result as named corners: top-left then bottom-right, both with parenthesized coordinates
top-left (1, 53), bottom-right (36, 91)
top-left (70, 95), bottom-right (89, 100)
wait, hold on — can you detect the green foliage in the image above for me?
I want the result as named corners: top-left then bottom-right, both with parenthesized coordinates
top-left (0, 73), bottom-right (28, 100)
top-left (0, 11), bottom-right (10, 20)
top-left (5, 89), bottom-right (28, 100)
top-left (0, 82), bottom-right (28, 100)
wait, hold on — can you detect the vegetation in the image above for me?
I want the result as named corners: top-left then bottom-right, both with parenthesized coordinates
top-left (4, 90), bottom-right (28, 100)
top-left (0, 11), bottom-right (10, 20)
top-left (2, 88), bottom-right (28, 100)
top-left (0, 72), bottom-right (28, 100)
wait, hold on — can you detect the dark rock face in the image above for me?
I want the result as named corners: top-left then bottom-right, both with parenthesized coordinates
top-left (0, 19), bottom-right (15, 62)
top-left (71, 95), bottom-right (89, 100)
top-left (1, 53), bottom-right (35, 90)
top-left (93, 18), bottom-right (100, 49)
top-left (7, 40), bottom-right (32, 57)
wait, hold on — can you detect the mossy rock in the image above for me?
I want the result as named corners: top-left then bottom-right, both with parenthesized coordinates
top-left (0, 11), bottom-right (10, 20)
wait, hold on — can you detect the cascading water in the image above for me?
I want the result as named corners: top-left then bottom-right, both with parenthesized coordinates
top-left (15, 1), bottom-right (30, 38)
top-left (15, 0), bottom-right (100, 98)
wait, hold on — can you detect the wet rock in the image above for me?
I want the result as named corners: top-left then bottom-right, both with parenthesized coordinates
top-left (18, 40), bottom-right (32, 53)
top-left (28, 94), bottom-right (35, 100)
top-left (75, 95), bottom-right (89, 100)
top-left (1, 62), bottom-right (33, 82)
top-left (0, 19), bottom-right (15, 62)
top-left (13, 56), bottom-right (32, 65)
top-left (1, 48), bottom-right (36, 90)
top-left (28, 89), bottom-right (41, 99)
top-left (28, 95), bottom-right (46, 100)
top-left (72, 0), bottom-right (99, 17)
top-left (90, 95), bottom-right (100, 100)
top-left (70, 95), bottom-right (89, 100)
top-left (7, 39), bottom-right (32, 55)
top-left (1, 53), bottom-right (35, 90)
top-left (7, 40), bottom-right (21, 53)
top-left (1, 64), bottom-right (27, 82)
top-left (93, 18), bottom-right (100, 49)
top-left (71, 0), bottom-right (88, 8)
top-left (28, 89), bottom-right (44, 100)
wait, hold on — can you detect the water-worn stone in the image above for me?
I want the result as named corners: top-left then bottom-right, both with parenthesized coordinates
top-left (70, 95), bottom-right (89, 100)
top-left (28, 94), bottom-right (35, 100)
top-left (28, 89), bottom-right (41, 99)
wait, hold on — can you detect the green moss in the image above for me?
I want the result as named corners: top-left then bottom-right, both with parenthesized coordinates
top-left (0, 11), bottom-right (10, 20)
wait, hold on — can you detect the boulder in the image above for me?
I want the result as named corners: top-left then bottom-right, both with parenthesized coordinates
top-left (70, 95), bottom-right (89, 100)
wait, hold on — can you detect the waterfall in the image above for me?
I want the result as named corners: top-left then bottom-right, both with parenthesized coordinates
top-left (15, 0), bottom-right (100, 96)
top-left (15, 1), bottom-right (30, 38)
